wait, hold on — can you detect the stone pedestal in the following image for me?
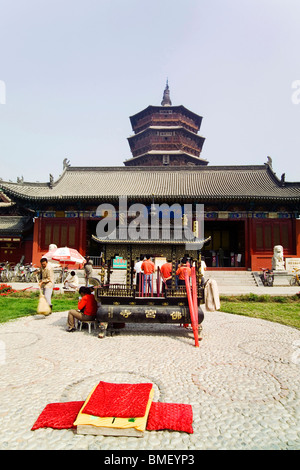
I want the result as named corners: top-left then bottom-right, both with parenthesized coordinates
top-left (273, 271), bottom-right (290, 286)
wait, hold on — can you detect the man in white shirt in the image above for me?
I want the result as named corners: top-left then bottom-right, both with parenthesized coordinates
top-left (133, 255), bottom-right (144, 291)
top-left (200, 259), bottom-right (207, 286)
top-left (64, 271), bottom-right (79, 290)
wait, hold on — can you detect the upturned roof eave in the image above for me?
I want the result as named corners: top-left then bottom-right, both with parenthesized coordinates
top-left (129, 105), bottom-right (203, 126)
top-left (1, 164), bottom-right (299, 202)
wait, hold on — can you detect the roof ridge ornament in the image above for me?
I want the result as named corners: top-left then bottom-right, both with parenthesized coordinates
top-left (266, 156), bottom-right (273, 169)
top-left (63, 157), bottom-right (71, 169)
top-left (161, 79), bottom-right (172, 106)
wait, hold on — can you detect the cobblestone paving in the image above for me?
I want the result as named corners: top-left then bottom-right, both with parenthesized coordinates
top-left (0, 309), bottom-right (299, 450)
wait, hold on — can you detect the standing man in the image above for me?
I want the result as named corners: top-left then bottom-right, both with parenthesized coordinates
top-left (39, 257), bottom-right (54, 312)
top-left (176, 257), bottom-right (191, 286)
top-left (200, 257), bottom-right (207, 286)
top-left (133, 255), bottom-right (144, 292)
top-left (141, 255), bottom-right (155, 295)
top-left (84, 257), bottom-right (93, 286)
top-left (160, 259), bottom-right (172, 292)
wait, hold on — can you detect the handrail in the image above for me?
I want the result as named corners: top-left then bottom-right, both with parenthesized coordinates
top-left (184, 268), bottom-right (199, 347)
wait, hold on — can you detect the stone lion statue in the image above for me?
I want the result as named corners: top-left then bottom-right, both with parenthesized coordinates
top-left (272, 245), bottom-right (285, 271)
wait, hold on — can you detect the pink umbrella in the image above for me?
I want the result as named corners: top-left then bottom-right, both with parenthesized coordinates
top-left (42, 247), bottom-right (85, 266)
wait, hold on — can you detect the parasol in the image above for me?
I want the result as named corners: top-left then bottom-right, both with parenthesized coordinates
top-left (42, 247), bottom-right (85, 266)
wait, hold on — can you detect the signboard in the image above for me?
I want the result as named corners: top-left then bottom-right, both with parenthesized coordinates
top-left (285, 258), bottom-right (300, 273)
top-left (154, 257), bottom-right (167, 270)
top-left (112, 256), bottom-right (127, 269)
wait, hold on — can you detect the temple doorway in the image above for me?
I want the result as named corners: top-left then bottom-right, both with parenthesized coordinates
top-left (203, 220), bottom-right (245, 268)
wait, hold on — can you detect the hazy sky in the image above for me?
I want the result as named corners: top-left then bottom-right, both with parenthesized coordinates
top-left (0, 0), bottom-right (299, 184)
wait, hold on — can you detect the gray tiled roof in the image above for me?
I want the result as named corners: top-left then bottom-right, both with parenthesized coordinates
top-left (0, 165), bottom-right (300, 202)
top-left (0, 216), bottom-right (32, 235)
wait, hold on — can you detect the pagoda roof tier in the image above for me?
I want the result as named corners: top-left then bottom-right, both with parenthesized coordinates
top-left (127, 125), bottom-right (205, 140)
top-left (129, 105), bottom-right (203, 132)
top-left (1, 164), bottom-right (300, 203)
top-left (123, 150), bottom-right (208, 165)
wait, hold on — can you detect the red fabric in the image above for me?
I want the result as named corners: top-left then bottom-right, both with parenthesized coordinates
top-left (141, 259), bottom-right (155, 275)
top-left (176, 265), bottom-right (191, 280)
top-left (146, 402), bottom-right (193, 434)
top-left (82, 381), bottom-right (153, 418)
top-left (31, 401), bottom-right (84, 430)
top-left (78, 294), bottom-right (97, 316)
top-left (160, 263), bottom-right (172, 280)
top-left (31, 397), bottom-right (194, 434)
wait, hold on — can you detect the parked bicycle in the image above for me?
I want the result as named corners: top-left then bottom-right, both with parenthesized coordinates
top-left (54, 266), bottom-right (69, 284)
top-left (0, 259), bottom-right (41, 283)
top-left (0, 262), bottom-right (13, 282)
top-left (289, 268), bottom-right (300, 286)
top-left (260, 267), bottom-right (274, 287)
top-left (11, 263), bottom-right (27, 282)
top-left (25, 263), bottom-right (39, 282)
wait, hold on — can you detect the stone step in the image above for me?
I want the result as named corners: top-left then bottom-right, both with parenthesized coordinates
top-left (108, 269), bottom-right (258, 287)
top-left (110, 269), bottom-right (127, 284)
top-left (205, 271), bottom-right (257, 287)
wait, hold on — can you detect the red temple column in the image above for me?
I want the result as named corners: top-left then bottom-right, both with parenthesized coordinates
top-left (32, 217), bottom-right (41, 266)
top-left (296, 219), bottom-right (300, 257)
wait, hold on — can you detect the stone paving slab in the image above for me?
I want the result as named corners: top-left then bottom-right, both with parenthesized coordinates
top-left (0, 305), bottom-right (299, 450)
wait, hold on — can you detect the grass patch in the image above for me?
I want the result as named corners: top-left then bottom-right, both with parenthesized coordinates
top-left (1, 288), bottom-right (300, 330)
top-left (0, 290), bottom-right (78, 323)
top-left (220, 294), bottom-right (300, 329)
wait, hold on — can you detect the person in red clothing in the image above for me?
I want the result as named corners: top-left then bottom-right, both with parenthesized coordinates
top-left (141, 255), bottom-right (155, 294)
top-left (67, 286), bottom-right (97, 332)
top-left (176, 257), bottom-right (192, 286)
top-left (160, 259), bottom-right (172, 291)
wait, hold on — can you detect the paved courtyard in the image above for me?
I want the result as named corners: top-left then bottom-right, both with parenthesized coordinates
top-left (0, 304), bottom-right (300, 450)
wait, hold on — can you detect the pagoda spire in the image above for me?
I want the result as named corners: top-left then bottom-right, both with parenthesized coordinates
top-left (161, 79), bottom-right (172, 106)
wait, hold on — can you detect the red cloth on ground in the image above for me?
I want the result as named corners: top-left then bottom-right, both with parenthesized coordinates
top-left (31, 398), bottom-right (194, 434)
top-left (82, 381), bottom-right (153, 418)
top-left (146, 402), bottom-right (193, 434)
top-left (31, 401), bottom-right (84, 430)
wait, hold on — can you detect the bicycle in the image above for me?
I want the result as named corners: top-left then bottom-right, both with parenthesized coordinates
top-left (0, 262), bottom-right (13, 282)
top-left (0, 263), bottom-right (6, 282)
top-left (28, 264), bottom-right (39, 282)
top-left (12, 263), bottom-right (21, 282)
top-left (260, 267), bottom-right (274, 287)
top-left (289, 268), bottom-right (300, 286)
top-left (20, 263), bottom-right (39, 282)
top-left (54, 266), bottom-right (69, 284)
